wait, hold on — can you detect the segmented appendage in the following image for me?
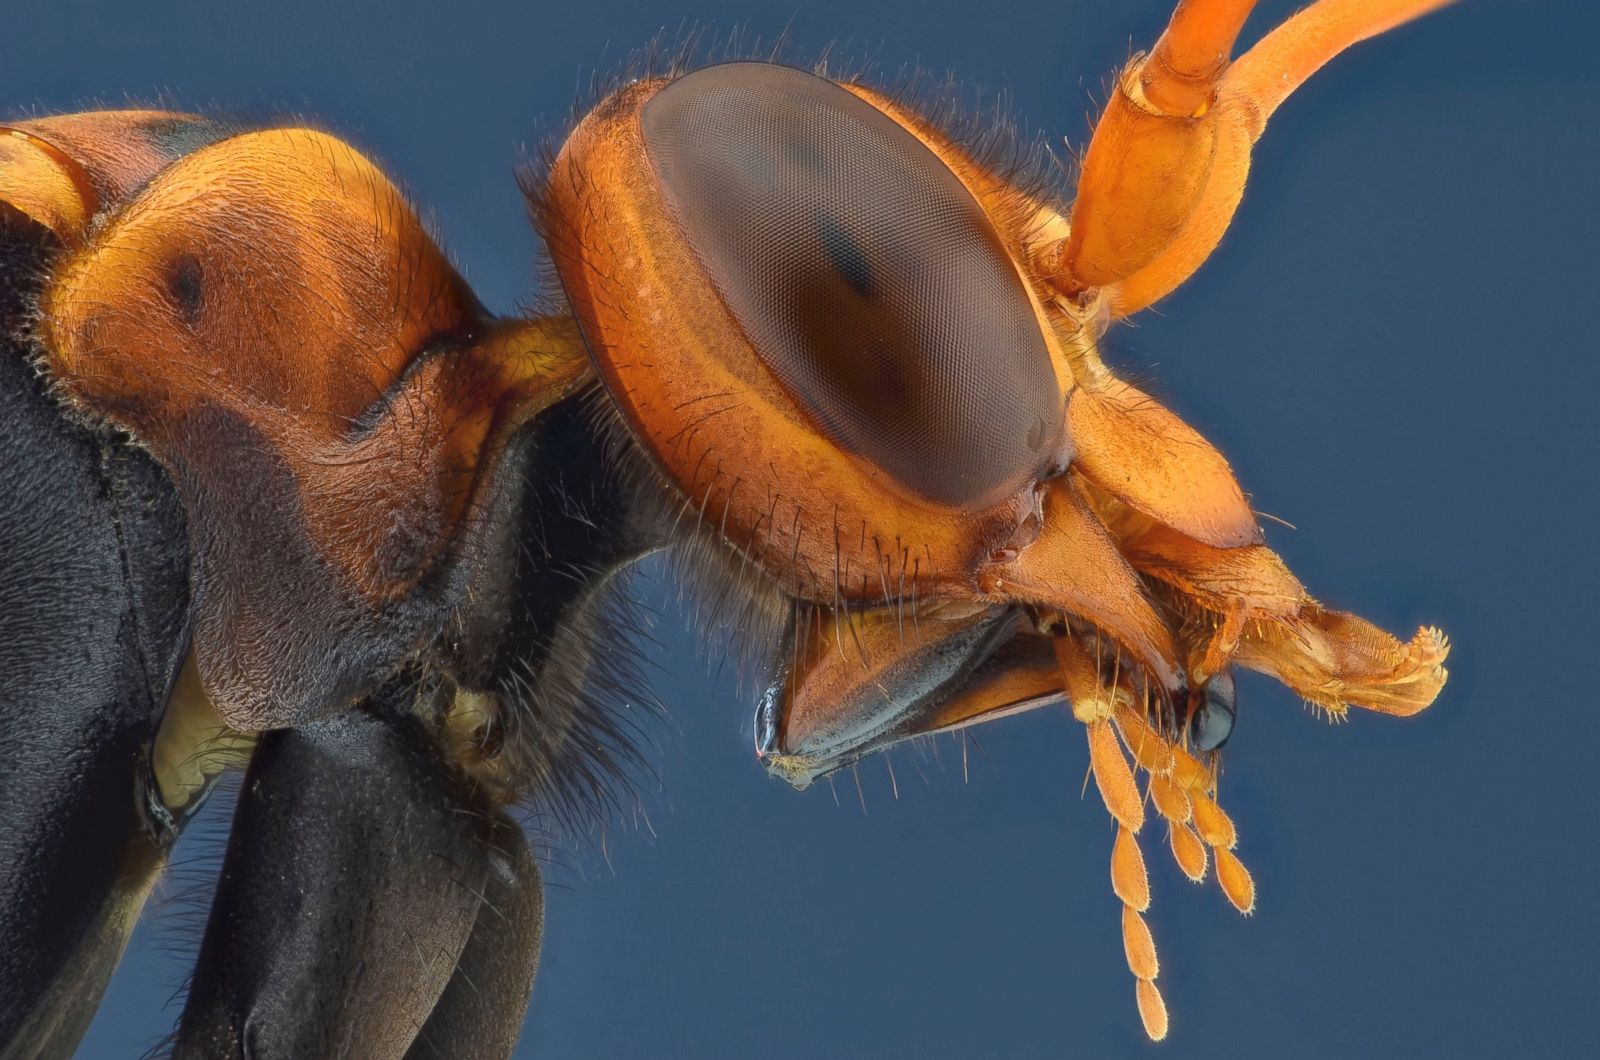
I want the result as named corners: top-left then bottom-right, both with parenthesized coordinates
top-left (1059, 636), bottom-right (1257, 1042)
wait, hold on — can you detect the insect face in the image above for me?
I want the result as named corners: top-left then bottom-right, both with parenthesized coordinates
top-left (545, 62), bottom-right (1187, 700)
top-left (538, 1), bottom-right (1457, 1037)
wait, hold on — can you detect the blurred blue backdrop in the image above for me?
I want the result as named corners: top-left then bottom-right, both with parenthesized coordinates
top-left (5, 0), bottom-right (1595, 1056)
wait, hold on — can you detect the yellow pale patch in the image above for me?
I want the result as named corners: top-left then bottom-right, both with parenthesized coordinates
top-left (150, 652), bottom-right (254, 814)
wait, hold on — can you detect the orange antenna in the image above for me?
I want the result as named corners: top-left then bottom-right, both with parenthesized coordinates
top-left (1051, 0), bottom-right (1456, 316)
top-left (1140, 0), bottom-right (1258, 118)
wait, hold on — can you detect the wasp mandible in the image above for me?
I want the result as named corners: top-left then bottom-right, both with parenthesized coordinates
top-left (1, 0), bottom-right (1454, 1054)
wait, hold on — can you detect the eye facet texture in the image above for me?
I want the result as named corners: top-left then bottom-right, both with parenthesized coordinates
top-left (641, 63), bottom-right (1061, 510)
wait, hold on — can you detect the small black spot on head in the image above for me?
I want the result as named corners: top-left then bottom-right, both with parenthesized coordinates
top-left (166, 253), bottom-right (203, 324)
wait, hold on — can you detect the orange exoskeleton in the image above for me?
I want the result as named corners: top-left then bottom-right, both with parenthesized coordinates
top-left (0, 0), bottom-right (1459, 1051)
top-left (538, 0), bottom-right (1453, 1039)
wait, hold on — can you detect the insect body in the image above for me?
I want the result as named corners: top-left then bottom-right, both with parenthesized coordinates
top-left (1, 0), bottom-right (1454, 1054)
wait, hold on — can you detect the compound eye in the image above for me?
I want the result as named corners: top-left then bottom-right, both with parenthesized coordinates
top-left (640, 63), bottom-right (1062, 511)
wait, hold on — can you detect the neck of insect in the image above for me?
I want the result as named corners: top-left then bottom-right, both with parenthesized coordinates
top-left (461, 315), bottom-right (595, 419)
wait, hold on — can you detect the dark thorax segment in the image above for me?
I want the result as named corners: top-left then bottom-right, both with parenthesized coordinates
top-left (166, 391), bottom-right (656, 1058)
top-left (436, 387), bottom-right (666, 812)
top-left (641, 63), bottom-right (1062, 511)
top-left (1, 208), bottom-right (191, 1060)
top-left (403, 814), bottom-right (544, 1060)
top-left (172, 697), bottom-right (512, 1059)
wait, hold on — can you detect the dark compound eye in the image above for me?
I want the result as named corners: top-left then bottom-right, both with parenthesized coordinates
top-left (1190, 670), bottom-right (1237, 752)
top-left (640, 63), bottom-right (1063, 511)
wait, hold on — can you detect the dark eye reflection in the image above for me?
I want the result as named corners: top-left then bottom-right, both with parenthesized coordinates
top-left (816, 213), bottom-right (875, 298)
top-left (1189, 670), bottom-right (1237, 752)
top-left (782, 209), bottom-right (932, 454)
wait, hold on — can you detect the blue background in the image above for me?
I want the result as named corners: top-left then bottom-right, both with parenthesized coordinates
top-left (5, 0), bottom-right (1596, 1056)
